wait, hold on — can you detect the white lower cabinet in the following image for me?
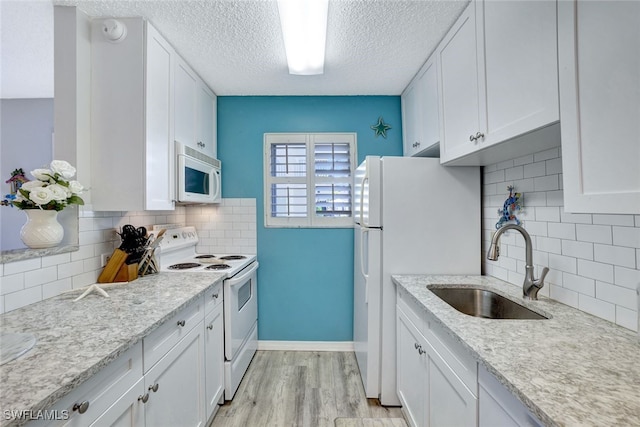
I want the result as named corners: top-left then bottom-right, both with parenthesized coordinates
top-left (478, 366), bottom-right (542, 427)
top-left (33, 286), bottom-right (226, 427)
top-left (204, 286), bottom-right (224, 420)
top-left (143, 323), bottom-right (206, 427)
top-left (396, 288), bottom-right (477, 427)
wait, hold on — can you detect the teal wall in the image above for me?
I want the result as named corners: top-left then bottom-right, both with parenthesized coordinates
top-left (217, 96), bottom-right (402, 341)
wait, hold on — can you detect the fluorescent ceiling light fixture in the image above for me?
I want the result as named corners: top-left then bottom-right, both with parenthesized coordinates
top-left (277, 0), bottom-right (329, 75)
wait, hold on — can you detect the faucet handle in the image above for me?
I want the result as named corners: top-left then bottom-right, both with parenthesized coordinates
top-left (535, 267), bottom-right (549, 288)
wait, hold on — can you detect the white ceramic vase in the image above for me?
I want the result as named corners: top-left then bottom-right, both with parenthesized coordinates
top-left (20, 209), bottom-right (64, 249)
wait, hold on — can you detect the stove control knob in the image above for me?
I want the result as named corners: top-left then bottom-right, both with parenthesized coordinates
top-left (182, 232), bottom-right (187, 238)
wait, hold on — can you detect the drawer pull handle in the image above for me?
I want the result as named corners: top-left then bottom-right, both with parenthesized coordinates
top-left (207, 323), bottom-right (214, 330)
top-left (138, 393), bottom-right (149, 403)
top-left (470, 131), bottom-right (485, 142)
top-left (72, 401), bottom-right (90, 414)
top-left (177, 320), bottom-right (186, 327)
top-left (149, 383), bottom-right (159, 393)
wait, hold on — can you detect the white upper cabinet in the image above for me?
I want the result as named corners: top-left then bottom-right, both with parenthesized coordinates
top-left (559, 0), bottom-right (640, 214)
top-left (91, 19), bottom-right (175, 211)
top-left (174, 58), bottom-right (217, 159)
top-left (402, 56), bottom-right (440, 157)
top-left (439, 0), bottom-right (560, 166)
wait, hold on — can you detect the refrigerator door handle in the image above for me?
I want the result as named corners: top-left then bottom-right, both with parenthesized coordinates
top-left (359, 175), bottom-right (369, 227)
top-left (360, 227), bottom-right (369, 303)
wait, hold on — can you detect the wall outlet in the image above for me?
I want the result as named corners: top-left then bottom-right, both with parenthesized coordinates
top-left (101, 253), bottom-right (112, 267)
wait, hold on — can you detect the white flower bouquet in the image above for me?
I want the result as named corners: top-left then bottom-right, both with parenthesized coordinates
top-left (8, 160), bottom-right (85, 211)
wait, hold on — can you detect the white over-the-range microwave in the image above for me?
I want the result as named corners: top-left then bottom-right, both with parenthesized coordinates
top-left (176, 141), bottom-right (222, 204)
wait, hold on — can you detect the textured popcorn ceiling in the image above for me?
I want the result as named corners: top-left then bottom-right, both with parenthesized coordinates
top-left (6, 0), bottom-right (469, 97)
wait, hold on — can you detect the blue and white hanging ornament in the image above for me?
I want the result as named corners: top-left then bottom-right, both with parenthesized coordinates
top-left (496, 185), bottom-right (523, 229)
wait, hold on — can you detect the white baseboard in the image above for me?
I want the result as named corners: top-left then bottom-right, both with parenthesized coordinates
top-left (258, 340), bottom-right (354, 352)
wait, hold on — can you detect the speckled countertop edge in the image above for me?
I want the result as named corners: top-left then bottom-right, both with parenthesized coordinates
top-left (392, 274), bottom-right (640, 427)
top-left (0, 271), bottom-right (224, 426)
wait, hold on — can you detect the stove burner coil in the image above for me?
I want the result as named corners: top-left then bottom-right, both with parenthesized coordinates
top-left (194, 254), bottom-right (217, 259)
top-left (205, 264), bottom-right (231, 270)
top-left (168, 263), bottom-right (202, 270)
top-left (220, 255), bottom-right (246, 260)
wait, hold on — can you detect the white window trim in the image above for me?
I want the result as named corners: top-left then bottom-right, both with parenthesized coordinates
top-left (264, 132), bottom-right (357, 228)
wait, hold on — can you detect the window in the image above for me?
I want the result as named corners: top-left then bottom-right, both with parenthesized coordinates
top-left (264, 133), bottom-right (357, 227)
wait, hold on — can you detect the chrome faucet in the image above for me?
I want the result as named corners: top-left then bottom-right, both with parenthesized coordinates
top-left (487, 224), bottom-right (549, 300)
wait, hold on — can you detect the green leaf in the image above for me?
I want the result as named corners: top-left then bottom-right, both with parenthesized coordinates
top-left (68, 195), bottom-right (85, 205)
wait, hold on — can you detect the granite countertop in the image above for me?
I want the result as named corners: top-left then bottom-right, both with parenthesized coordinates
top-left (0, 271), bottom-right (225, 426)
top-left (392, 274), bottom-right (640, 427)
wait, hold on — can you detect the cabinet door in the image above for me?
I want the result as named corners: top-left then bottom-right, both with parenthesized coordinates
top-left (420, 57), bottom-right (440, 155)
top-left (427, 341), bottom-right (477, 427)
top-left (174, 58), bottom-right (197, 150)
top-left (204, 304), bottom-right (224, 421)
top-left (479, 366), bottom-right (542, 427)
top-left (559, 0), bottom-right (640, 214)
top-left (479, 0), bottom-right (558, 148)
top-left (197, 84), bottom-right (216, 158)
top-left (438, 2), bottom-right (481, 163)
top-left (145, 22), bottom-right (175, 211)
top-left (144, 323), bottom-right (206, 427)
top-left (397, 307), bottom-right (427, 427)
top-left (89, 379), bottom-right (145, 427)
top-left (402, 79), bottom-right (420, 156)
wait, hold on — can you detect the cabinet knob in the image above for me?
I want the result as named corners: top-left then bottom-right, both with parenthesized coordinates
top-left (72, 401), bottom-right (90, 414)
top-left (414, 342), bottom-right (419, 349)
top-left (207, 323), bottom-right (214, 330)
top-left (177, 320), bottom-right (186, 327)
top-left (149, 383), bottom-right (159, 393)
top-left (212, 293), bottom-right (219, 299)
top-left (470, 131), bottom-right (485, 142)
top-left (412, 142), bottom-right (421, 148)
top-left (418, 347), bottom-right (426, 355)
top-left (138, 393), bottom-right (150, 403)
top-left (469, 134), bottom-right (476, 142)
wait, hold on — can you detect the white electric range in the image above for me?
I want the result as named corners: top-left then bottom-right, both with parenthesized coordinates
top-left (154, 225), bottom-right (258, 401)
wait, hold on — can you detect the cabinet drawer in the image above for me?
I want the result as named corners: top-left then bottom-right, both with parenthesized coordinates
top-left (143, 297), bottom-right (204, 372)
top-left (30, 342), bottom-right (143, 427)
top-left (204, 281), bottom-right (223, 315)
top-left (425, 315), bottom-right (477, 395)
top-left (396, 286), bottom-right (427, 336)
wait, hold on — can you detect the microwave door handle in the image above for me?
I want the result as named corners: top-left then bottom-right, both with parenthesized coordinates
top-left (212, 171), bottom-right (221, 200)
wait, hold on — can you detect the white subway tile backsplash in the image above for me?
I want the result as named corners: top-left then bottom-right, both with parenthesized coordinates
top-left (550, 284), bottom-right (579, 308)
top-left (71, 271), bottom-right (99, 289)
top-left (562, 273), bottom-right (595, 296)
top-left (42, 278), bottom-right (72, 299)
top-left (0, 274), bottom-right (25, 296)
top-left (58, 261), bottom-right (85, 279)
top-left (505, 166), bottom-right (524, 181)
top-left (24, 267), bottom-right (58, 289)
top-left (545, 157), bottom-right (563, 175)
top-left (4, 258), bottom-right (41, 275)
top-left (546, 190), bottom-right (564, 207)
top-left (523, 161), bottom-right (546, 178)
top-left (612, 226), bottom-right (640, 248)
top-left (615, 306), bottom-right (638, 332)
top-left (549, 253), bottom-right (577, 274)
top-left (593, 244), bottom-right (636, 268)
top-left (482, 148), bottom-right (638, 331)
top-left (534, 175), bottom-right (559, 192)
top-left (548, 223), bottom-right (576, 240)
top-left (578, 294), bottom-right (616, 323)
top-left (595, 281), bottom-right (637, 310)
top-left (5, 287), bottom-right (42, 312)
top-left (534, 147), bottom-right (560, 162)
top-left (560, 209), bottom-right (592, 224)
top-left (41, 253), bottom-right (72, 267)
top-left (593, 215), bottom-right (635, 227)
top-left (535, 207), bottom-right (560, 222)
top-left (576, 224), bottom-right (613, 244)
top-left (577, 259), bottom-right (614, 283)
top-left (561, 240), bottom-right (593, 260)
top-left (614, 266), bottom-right (640, 290)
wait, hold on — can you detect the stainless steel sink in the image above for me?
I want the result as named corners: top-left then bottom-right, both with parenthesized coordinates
top-left (428, 286), bottom-right (548, 320)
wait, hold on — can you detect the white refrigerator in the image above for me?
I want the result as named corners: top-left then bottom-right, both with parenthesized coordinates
top-left (353, 156), bottom-right (480, 405)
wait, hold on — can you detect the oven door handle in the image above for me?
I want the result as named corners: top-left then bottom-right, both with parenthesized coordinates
top-left (226, 262), bottom-right (259, 287)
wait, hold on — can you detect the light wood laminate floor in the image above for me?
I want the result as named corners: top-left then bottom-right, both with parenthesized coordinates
top-left (210, 351), bottom-right (405, 427)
